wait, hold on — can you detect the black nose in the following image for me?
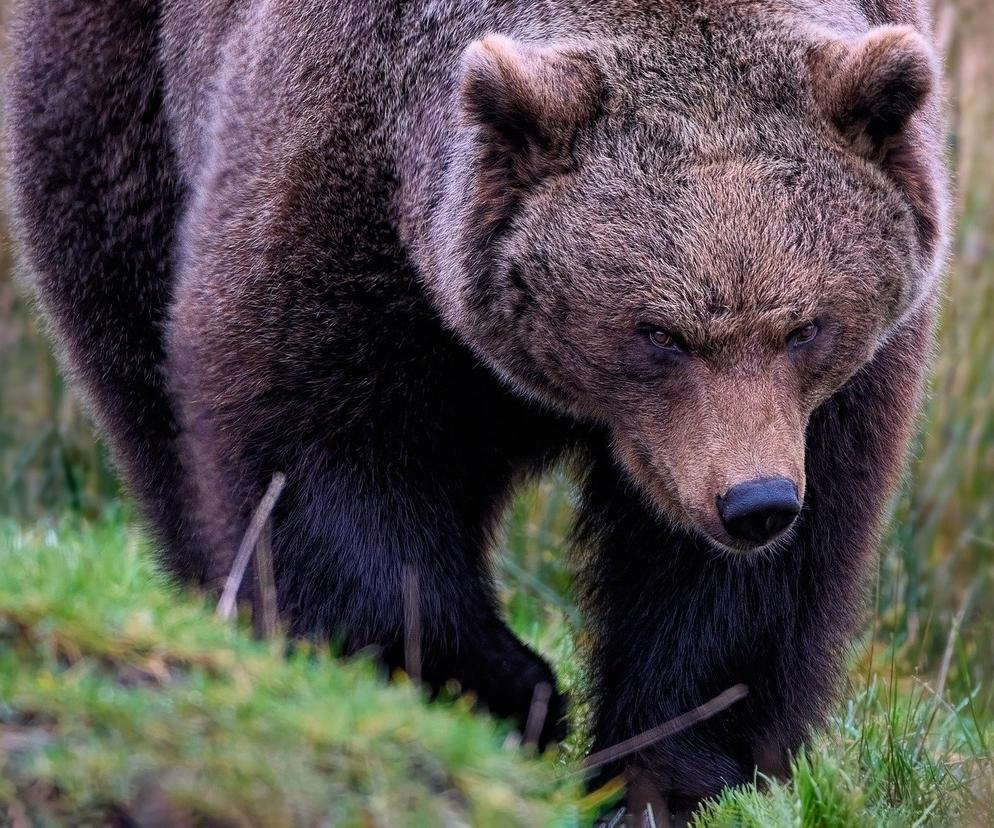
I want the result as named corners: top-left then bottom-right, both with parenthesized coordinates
top-left (717, 477), bottom-right (801, 546)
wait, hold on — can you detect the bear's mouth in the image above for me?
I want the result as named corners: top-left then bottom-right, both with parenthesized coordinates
top-left (695, 520), bottom-right (800, 557)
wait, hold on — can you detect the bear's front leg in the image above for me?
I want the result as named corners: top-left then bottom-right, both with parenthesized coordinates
top-left (166, 201), bottom-right (573, 748)
top-left (576, 310), bottom-right (932, 816)
top-left (270, 444), bottom-right (571, 748)
top-left (168, 298), bottom-right (571, 745)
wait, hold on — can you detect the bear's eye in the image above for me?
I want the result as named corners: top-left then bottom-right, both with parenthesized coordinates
top-left (788, 322), bottom-right (819, 348)
top-left (648, 329), bottom-right (684, 353)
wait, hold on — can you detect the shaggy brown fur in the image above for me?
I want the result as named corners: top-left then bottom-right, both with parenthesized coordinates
top-left (5, 0), bottom-right (947, 816)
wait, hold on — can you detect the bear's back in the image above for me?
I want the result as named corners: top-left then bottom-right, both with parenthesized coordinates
top-left (156, 0), bottom-right (935, 223)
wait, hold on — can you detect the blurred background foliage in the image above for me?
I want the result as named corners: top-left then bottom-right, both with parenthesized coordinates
top-left (0, 0), bottom-right (992, 776)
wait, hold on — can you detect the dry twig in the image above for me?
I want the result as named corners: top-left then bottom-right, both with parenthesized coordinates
top-left (524, 681), bottom-right (552, 747)
top-left (217, 473), bottom-right (286, 622)
top-left (403, 565), bottom-right (422, 684)
top-left (252, 513), bottom-right (279, 638)
top-left (582, 684), bottom-right (749, 772)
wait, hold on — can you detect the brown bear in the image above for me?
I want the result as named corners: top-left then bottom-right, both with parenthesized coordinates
top-left (5, 0), bottom-right (948, 816)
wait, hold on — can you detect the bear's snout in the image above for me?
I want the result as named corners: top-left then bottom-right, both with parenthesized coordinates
top-left (716, 476), bottom-right (802, 547)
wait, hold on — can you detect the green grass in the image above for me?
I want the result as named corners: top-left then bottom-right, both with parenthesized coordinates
top-left (0, 510), bottom-right (589, 826)
top-left (693, 678), bottom-right (992, 827)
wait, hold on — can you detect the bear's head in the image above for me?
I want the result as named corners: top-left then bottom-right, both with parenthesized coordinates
top-left (428, 6), bottom-right (946, 553)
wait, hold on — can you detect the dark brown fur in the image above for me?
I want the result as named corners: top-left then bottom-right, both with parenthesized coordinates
top-left (4, 0), bottom-right (948, 814)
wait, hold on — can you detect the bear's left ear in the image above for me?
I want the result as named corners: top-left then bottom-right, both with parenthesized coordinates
top-left (459, 35), bottom-right (603, 189)
top-left (812, 25), bottom-right (936, 157)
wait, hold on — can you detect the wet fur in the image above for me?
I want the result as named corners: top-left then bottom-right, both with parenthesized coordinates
top-left (5, 0), bottom-right (946, 810)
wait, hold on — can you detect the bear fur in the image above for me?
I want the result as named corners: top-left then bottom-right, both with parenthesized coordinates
top-left (5, 0), bottom-right (948, 813)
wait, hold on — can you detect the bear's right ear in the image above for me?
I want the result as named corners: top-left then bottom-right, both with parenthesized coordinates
top-left (459, 35), bottom-right (603, 189)
top-left (812, 25), bottom-right (936, 157)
